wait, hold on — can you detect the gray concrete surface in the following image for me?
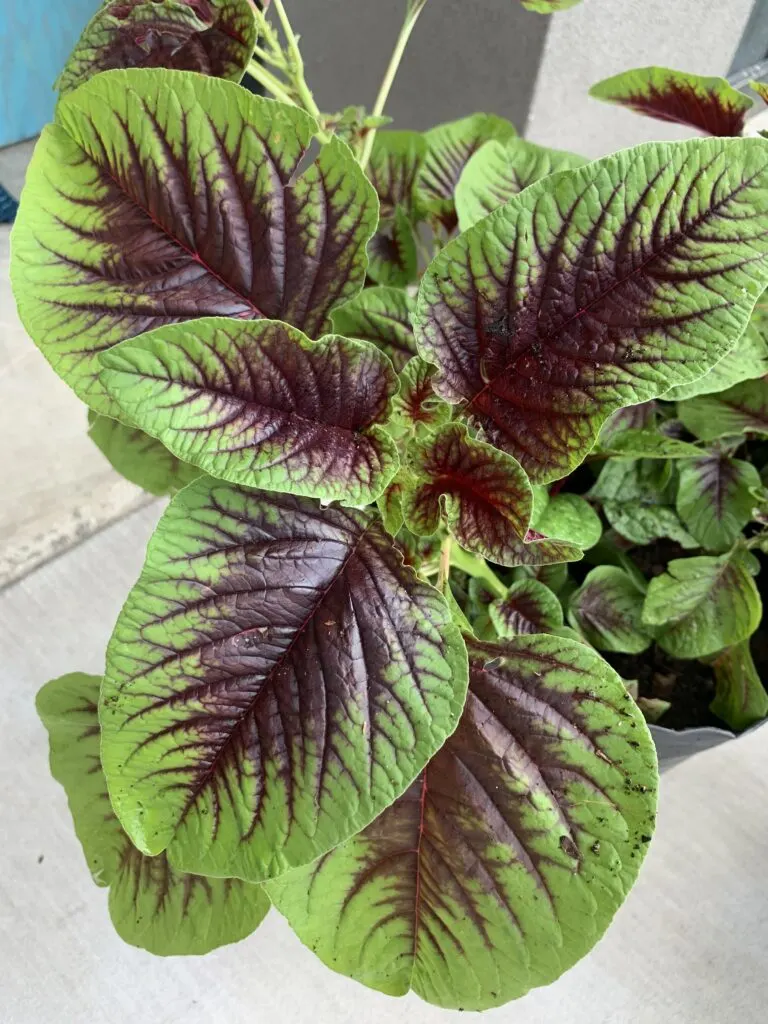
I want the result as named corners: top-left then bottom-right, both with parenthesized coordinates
top-left (1, 503), bottom-right (767, 1023)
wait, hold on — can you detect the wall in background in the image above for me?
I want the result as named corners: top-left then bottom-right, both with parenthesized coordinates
top-left (0, 0), bottom-right (98, 146)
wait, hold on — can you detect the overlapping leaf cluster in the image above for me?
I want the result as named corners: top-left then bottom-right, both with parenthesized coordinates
top-left (14, 1), bottom-right (768, 1013)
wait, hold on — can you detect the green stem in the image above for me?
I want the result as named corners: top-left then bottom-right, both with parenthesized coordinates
top-left (449, 546), bottom-right (507, 599)
top-left (437, 535), bottom-right (453, 591)
top-left (247, 60), bottom-right (296, 106)
top-left (360, 1), bottom-right (427, 169)
top-left (271, 0), bottom-right (323, 120)
top-left (252, 42), bottom-right (286, 71)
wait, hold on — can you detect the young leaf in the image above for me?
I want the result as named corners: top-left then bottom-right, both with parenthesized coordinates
top-left (418, 113), bottom-right (517, 230)
top-left (589, 67), bottom-right (752, 137)
top-left (531, 492), bottom-right (602, 549)
top-left (521, 0), bottom-right (583, 11)
top-left (677, 377), bottom-right (768, 441)
top-left (661, 314), bottom-right (768, 401)
top-left (11, 70), bottom-right (377, 414)
top-left (415, 138), bottom-right (768, 483)
top-left (37, 673), bottom-right (268, 955)
top-left (331, 286), bottom-right (417, 372)
top-left (710, 641), bottom-right (768, 732)
top-left (56, 0), bottom-right (258, 94)
top-left (99, 319), bottom-right (399, 505)
top-left (269, 635), bottom-right (657, 1010)
top-left (100, 478), bottom-right (469, 882)
top-left (597, 428), bottom-right (701, 460)
top-left (367, 130), bottom-right (426, 219)
top-left (590, 459), bottom-right (698, 548)
top-left (490, 578), bottom-right (564, 636)
top-left (367, 206), bottom-right (419, 287)
top-left (676, 454), bottom-right (762, 551)
top-left (456, 138), bottom-right (585, 230)
top-left (402, 423), bottom-right (582, 567)
top-left (568, 567), bottom-right (651, 654)
top-left (642, 551), bottom-right (762, 659)
top-left (377, 478), bottom-right (405, 536)
top-left (88, 412), bottom-right (200, 497)
top-left (390, 357), bottom-right (452, 436)
top-left (598, 401), bottom-right (656, 444)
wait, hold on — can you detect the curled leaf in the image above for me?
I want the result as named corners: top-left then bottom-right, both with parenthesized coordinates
top-left (100, 318), bottom-right (399, 505)
top-left (402, 423), bottom-right (582, 567)
top-left (100, 478), bottom-right (468, 882)
top-left (270, 635), bottom-right (657, 1010)
top-left (390, 357), bottom-right (452, 436)
top-left (56, 0), bottom-right (258, 94)
top-left (589, 66), bottom-right (752, 137)
top-left (711, 641), bottom-right (768, 732)
top-left (11, 70), bottom-right (377, 414)
top-left (415, 138), bottom-right (768, 483)
top-left (37, 673), bottom-right (268, 954)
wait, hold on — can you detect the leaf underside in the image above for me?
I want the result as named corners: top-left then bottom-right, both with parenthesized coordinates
top-left (55, 0), bottom-right (258, 94)
top-left (270, 635), bottom-right (657, 1010)
top-left (589, 66), bottom-right (752, 137)
top-left (11, 69), bottom-right (377, 414)
top-left (37, 673), bottom-right (268, 955)
top-left (100, 318), bottom-right (399, 505)
top-left (100, 478), bottom-right (469, 882)
top-left (415, 138), bottom-right (768, 483)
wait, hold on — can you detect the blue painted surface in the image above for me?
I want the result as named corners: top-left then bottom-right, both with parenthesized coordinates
top-left (0, 0), bottom-right (99, 146)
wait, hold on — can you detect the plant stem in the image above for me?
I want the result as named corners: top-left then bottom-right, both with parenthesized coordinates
top-left (450, 546), bottom-right (507, 599)
top-left (246, 60), bottom-right (296, 106)
top-left (360, 1), bottom-right (427, 169)
top-left (437, 535), bottom-right (453, 591)
top-left (271, 0), bottom-right (323, 120)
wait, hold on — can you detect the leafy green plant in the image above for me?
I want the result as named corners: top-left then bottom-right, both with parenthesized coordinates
top-left (15, 0), bottom-right (768, 1011)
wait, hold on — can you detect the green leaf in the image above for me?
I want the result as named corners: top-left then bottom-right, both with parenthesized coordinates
top-left (490, 578), bottom-right (564, 636)
top-left (676, 454), bottom-right (762, 551)
top-left (598, 401), bottom-right (656, 444)
top-left (456, 137), bottom-right (585, 230)
top-left (677, 377), bottom-right (768, 441)
top-left (367, 205), bottom-right (419, 287)
top-left (662, 312), bottom-right (768, 401)
top-left (11, 70), bottom-right (377, 414)
top-left (389, 357), bottom-right (452, 437)
top-left (269, 635), bottom-right (657, 1010)
top-left (590, 459), bottom-right (698, 548)
top-left (531, 492), bottom-right (603, 549)
top-left (402, 422), bottom-right (582, 567)
top-left (56, 0), bottom-right (258, 94)
top-left (367, 130), bottom-right (426, 219)
top-left (377, 478), bottom-right (406, 536)
top-left (414, 138), bottom-right (768, 483)
top-left (37, 672), bottom-right (268, 954)
top-left (100, 478), bottom-right (469, 882)
top-left (99, 318), bottom-right (399, 505)
top-left (597, 428), bottom-right (701, 460)
top-left (418, 113), bottom-right (517, 230)
top-left (642, 551), bottom-right (762, 658)
top-left (521, 0), bottom-right (583, 10)
top-left (88, 412), bottom-right (200, 496)
top-left (589, 66), bottom-right (752, 137)
top-left (331, 286), bottom-right (417, 372)
top-left (710, 641), bottom-right (768, 732)
top-left (568, 567), bottom-right (651, 654)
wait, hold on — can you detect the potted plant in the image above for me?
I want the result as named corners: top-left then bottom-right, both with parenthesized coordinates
top-left (13, 0), bottom-right (768, 1010)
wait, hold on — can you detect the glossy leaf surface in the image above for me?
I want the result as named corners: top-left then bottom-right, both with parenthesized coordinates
top-left (331, 286), bottom-right (417, 372)
top-left (56, 0), bottom-right (257, 94)
top-left (100, 318), bottom-right (399, 504)
top-left (270, 635), bottom-right (657, 1010)
top-left (676, 454), bottom-right (761, 551)
top-left (642, 551), bottom-right (762, 658)
top-left (101, 478), bottom-right (469, 882)
top-left (415, 138), bottom-right (768, 483)
top-left (11, 70), bottom-right (376, 414)
top-left (456, 138), bottom-right (585, 230)
top-left (402, 423), bottom-right (582, 567)
top-left (568, 567), bottom-right (651, 654)
top-left (88, 412), bottom-right (200, 496)
top-left (37, 673), bottom-right (268, 954)
top-left (589, 67), bottom-right (752, 136)
top-left (677, 377), bottom-right (768, 441)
